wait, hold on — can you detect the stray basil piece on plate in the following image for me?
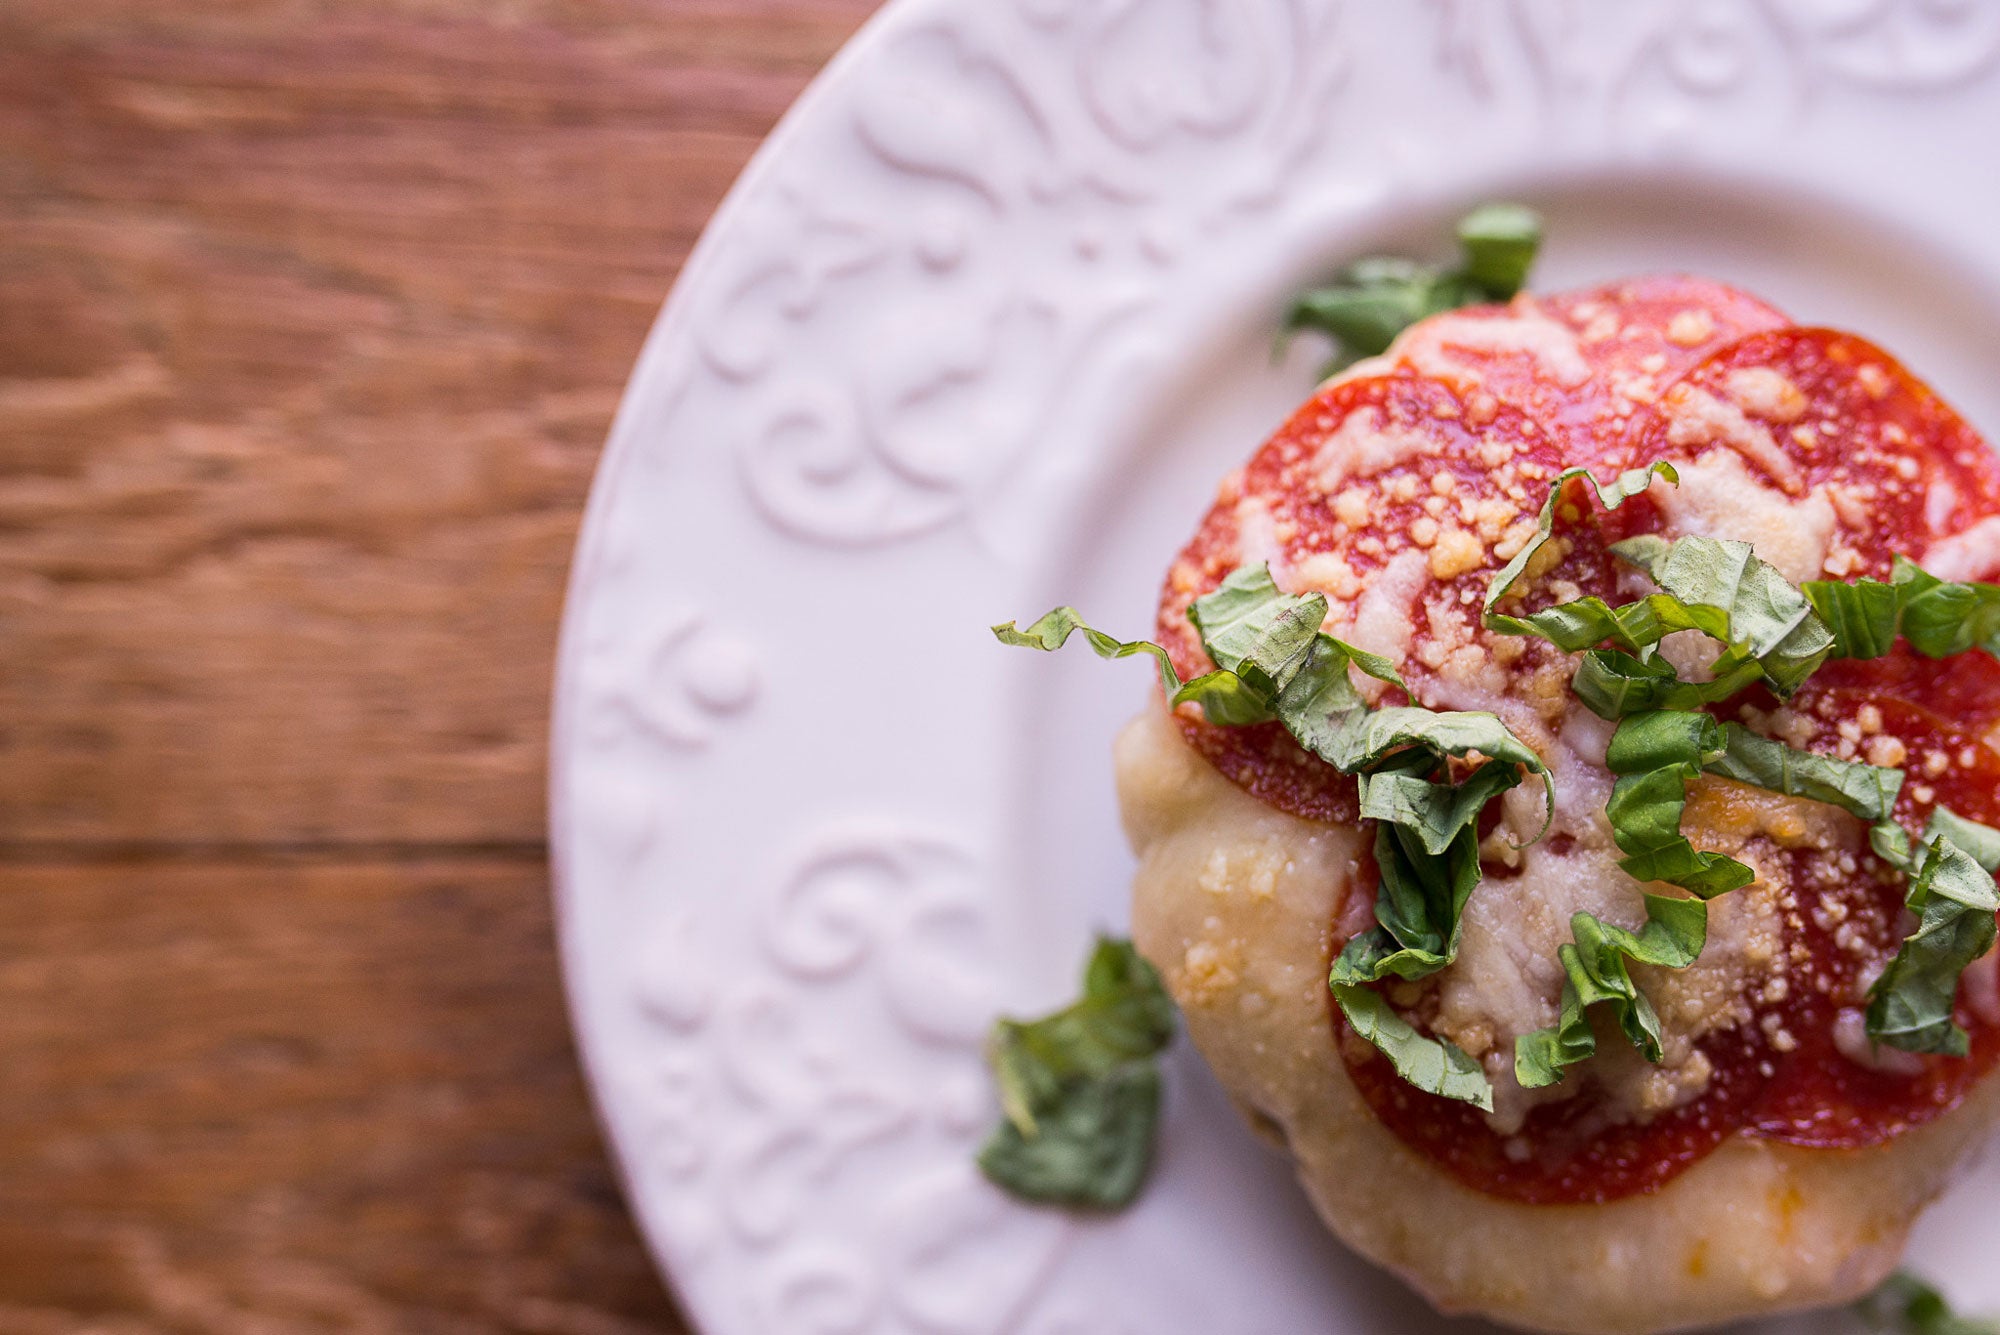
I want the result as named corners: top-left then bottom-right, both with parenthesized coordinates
top-left (978, 937), bottom-right (1176, 1209)
top-left (1284, 203), bottom-right (1544, 373)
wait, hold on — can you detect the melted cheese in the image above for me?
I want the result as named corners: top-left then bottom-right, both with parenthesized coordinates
top-left (1652, 450), bottom-right (1837, 584)
top-left (1722, 367), bottom-right (1808, 423)
top-left (1922, 517), bottom-right (2000, 582)
top-left (1337, 549), bottom-right (1428, 667)
top-left (1232, 494), bottom-right (1286, 575)
top-left (1661, 384), bottom-right (1804, 493)
top-left (1390, 305), bottom-right (1593, 389)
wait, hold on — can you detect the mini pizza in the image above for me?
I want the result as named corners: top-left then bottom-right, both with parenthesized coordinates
top-left (1004, 273), bottom-right (2000, 1333)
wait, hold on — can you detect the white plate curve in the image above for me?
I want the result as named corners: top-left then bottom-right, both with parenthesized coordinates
top-left (550, 3), bottom-right (2000, 1332)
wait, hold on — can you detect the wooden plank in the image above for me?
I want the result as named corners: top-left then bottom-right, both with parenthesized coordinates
top-left (0, 856), bottom-right (682, 1332)
top-left (0, 0), bottom-right (880, 844)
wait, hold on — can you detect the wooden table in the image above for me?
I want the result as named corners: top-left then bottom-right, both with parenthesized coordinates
top-left (0, 3), bottom-right (879, 1327)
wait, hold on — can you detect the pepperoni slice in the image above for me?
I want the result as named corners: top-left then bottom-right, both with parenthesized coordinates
top-left (1156, 370), bottom-right (1600, 822)
top-left (1374, 275), bottom-right (1788, 459)
top-left (1615, 326), bottom-right (2000, 580)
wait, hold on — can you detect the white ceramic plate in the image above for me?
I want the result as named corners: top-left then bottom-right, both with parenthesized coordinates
top-left (551, 3), bottom-right (2000, 1331)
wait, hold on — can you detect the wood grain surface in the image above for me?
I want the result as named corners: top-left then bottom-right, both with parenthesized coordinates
top-left (0, 2), bottom-right (881, 1328)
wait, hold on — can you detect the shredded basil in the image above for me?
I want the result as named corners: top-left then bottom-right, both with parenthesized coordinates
top-left (1499, 532), bottom-right (1834, 706)
top-left (1605, 709), bottom-right (1754, 899)
top-left (1706, 723), bottom-right (1905, 824)
top-left (1488, 472), bottom-right (1837, 718)
top-left (1568, 647), bottom-right (1726, 719)
top-left (1331, 811), bottom-right (1484, 985)
top-left (1858, 1270), bottom-right (2000, 1335)
top-left (979, 937), bottom-right (1176, 1208)
top-left (993, 603), bottom-right (1285, 728)
top-left (1611, 534), bottom-right (1835, 696)
top-left (1866, 810), bottom-right (2000, 1056)
top-left (1456, 202), bottom-right (1543, 299)
top-left (1334, 984), bottom-right (1493, 1111)
top-left (1285, 204), bottom-right (1543, 372)
top-left (1514, 895), bottom-right (1708, 1088)
top-left (1806, 557), bottom-right (2000, 662)
top-left (997, 455), bottom-right (2000, 1117)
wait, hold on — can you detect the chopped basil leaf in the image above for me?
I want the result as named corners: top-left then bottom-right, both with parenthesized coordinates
top-left (1804, 573), bottom-right (1907, 661)
top-left (1484, 462), bottom-right (1678, 628)
top-left (1929, 808), bottom-right (2000, 874)
top-left (1857, 1270), bottom-right (2000, 1335)
top-left (1292, 700), bottom-right (1552, 831)
top-left (1332, 816), bottom-right (1484, 985)
top-left (1805, 558), bottom-right (2000, 662)
top-left (1186, 562), bottom-right (1330, 700)
top-left (1605, 710), bottom-right (1755, 899)
top-left (1867, 816), bottom-right (2000, 1056)
top-left (1355, 756), bottom-right (1525, 858)
top-left (1706, 723), bottom-right (1905, 824)
top-left (1334, 983), bottom-right (1493, 1111)
top-left (1566, 647), bottom-right (1763, 719)
top-left (1899, 561), bottom-right (2000, 660)
top-left (1609, 534), bottom-right (1835, 697)
top-left (1285, 204), bottom-right (1543, 371)
top-left (992, 606), bottom-right (1280, 727)
top-left (1456, 203), bottom-right (1543, 299)
top-left (1515, 895), bottom-right (1708, 1088)
top-left (978, 1063), bottom-right (1162, 1210)
top-left (979, 937), bottom-right (1175, 1208)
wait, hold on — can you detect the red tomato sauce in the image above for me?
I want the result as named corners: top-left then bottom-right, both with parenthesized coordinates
top-left (1156, 285), bottom-right (2000, 1203)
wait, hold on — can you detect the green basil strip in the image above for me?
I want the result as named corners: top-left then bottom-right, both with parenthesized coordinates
top-left (1456, 202), bottom-right (1543, 299)
top-left (1514, 894), bottom-right (1709, 1088)
top-left (976, 1063), bottom-right (1161, 1211)
top-left (1929, 808), bottom-right (2000, 874)
top-left (1333, 983), bottom-right (1493, 1111)
top-left (1805, 557), bottom-right (2000, 662)
top-left (1185, 562), bottom-right (1330, 699)
top-left (1355, 757), bottom-right (1526, 858)
top-left (1605, 710), bottom-right (1756, 899)
top-left (1567, 647), bottom-right (1766, 720)
top-left (1864, 808), bottom-right (2000, 1056)
top-left (979, 938), bottom-right (1176, 1208)
top-left (1484, 462), bottom-right (1679, 626)
top-left (1705, 723), bottom-right (1905, 824)
top-left (1864, 834), bottom-right (2000, 1057)
top-left (1284, 204), bottom-right (1543, 372)
top-left (992, 606), bottom-right (1281, 728)
top-left (1608, 534), bottom-right (1835, 697)
top-left (1855, 1270), bottom-right (2000, 1335)
top-left (1331, 817), bottom-right (1484, 986)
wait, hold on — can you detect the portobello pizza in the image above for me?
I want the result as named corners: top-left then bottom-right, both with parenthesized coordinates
top-left (999, 266), bottom-right (2000, 1333)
